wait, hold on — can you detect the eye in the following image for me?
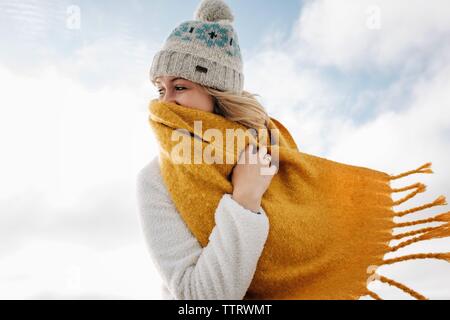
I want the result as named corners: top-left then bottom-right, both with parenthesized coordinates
top-left (157, 86), bottom-right (186, 95)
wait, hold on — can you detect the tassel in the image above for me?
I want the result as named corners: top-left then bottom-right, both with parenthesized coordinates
top-left (366, 289), bottom-right (383, 300)
top-left (390, 222), bottom-right (450, 252)
top-left (433, 211), bottom-right (450, 222)
top-left (392, 225), bottom-right (441, 240)
top-left (377, 275), bottom-right (428, 300)
top-left (394, 195), bottom-right (447, 217)
top-left (392, 183), bottom-right (426, 206)
top-left (392, 182), bottom-right (426, 193)
top-left (395, 211), bottom-right (450, 227)
top-left (389, 162), bottom-right (433, 180)
top-left (381, 252), bottom-right (450, 266)
top-left (419, 223), bottom-right (450, 240)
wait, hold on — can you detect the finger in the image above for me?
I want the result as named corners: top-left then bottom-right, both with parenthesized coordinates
top-left (257, 146), bottom-right (267, 163)
top-left (271, 162), bottom-right (279, 173)
top-left (258, 145), bottom-right (268, 156)
top-left (267, 163), bottom-right (278, 175)
top-left (250, 143), bottom-right (258, 154)
top-left (260, 162), bottom-right (277, 176)
top-left (269, 150), bottom-right (279, 167)
top-left (238, 145), bottom-right (249, 164)
top-left (242, 143), bottom-right (256, 164)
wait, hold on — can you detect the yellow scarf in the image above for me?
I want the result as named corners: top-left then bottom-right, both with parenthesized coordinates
top-left (147, 98), bottom-right (450, 300)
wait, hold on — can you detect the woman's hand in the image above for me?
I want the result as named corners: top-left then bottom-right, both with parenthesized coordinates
top-left (231, 143), bottom-right (278, 213)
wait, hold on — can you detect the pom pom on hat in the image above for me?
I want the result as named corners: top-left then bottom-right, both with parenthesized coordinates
top-left (194, 0), bottom-right (234, 23)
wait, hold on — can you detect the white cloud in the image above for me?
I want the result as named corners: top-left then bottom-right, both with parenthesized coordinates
top-left (0, 62), bottom-right (158, 204)
top-left (328, 55), bottom-right (450, 174)
top-left (0, 239), bottom-right (162, 299)
top-left (55, 35), bottom-right (159, 91)
top-left (290, 0), bottom-right (450, 71)
top-left (0, 1), bottom-right (169, 293)
top-left (245, 47), bottom-right (352, 155)
top-left (0, 59), bottom-right (161, 296)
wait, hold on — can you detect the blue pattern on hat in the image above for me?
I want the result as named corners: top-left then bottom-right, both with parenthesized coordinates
top-left (195, 23), bottom-right (228, 48)
top-left (169, 22), bottom-right (195, 41)
top-left (168, 22), bottom-right (240, 57)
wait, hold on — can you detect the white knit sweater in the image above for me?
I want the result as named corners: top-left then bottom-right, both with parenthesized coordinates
top-left (136, 156), bottom-right (270, 300)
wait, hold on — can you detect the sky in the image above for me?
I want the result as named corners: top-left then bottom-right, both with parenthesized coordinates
top-left (0, 0), bottom-right (449, 299)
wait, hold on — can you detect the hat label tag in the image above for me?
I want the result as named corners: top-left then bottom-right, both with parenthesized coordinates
top-left (195, 65), bottom-right (208, 74)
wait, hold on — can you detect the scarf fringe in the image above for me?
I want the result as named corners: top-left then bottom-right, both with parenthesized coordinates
top-left (389, 163), bottom-right (450, 250)
top-left (389, 222), bottom-right (450, 252)
top-left (365, 270), bottom-right (430, 300)
top-left (381, 252), bottom-right (450, 266)
top-left (377, 274), bottom-right (429, 300)
top-left (392, 183), bottom-right (426, 206)
top-left (364, 162), bottom-right (450, 300)
top-left (394, 211), bottom-right (450, 227)
top-left (365, 250), bottom-right (450, 300)
top-left (365, 272), bottom-right (430, 300)
top-left (389, 162), bottom-right (447, 218)
top-left (394, 195), bottom-right (447, 217)
top-left (389, 162), bottom-right (433, 180)
top-left (392, 223), bottom-right (449, 240)
top-left (366, 289), bottom-right (383, 300)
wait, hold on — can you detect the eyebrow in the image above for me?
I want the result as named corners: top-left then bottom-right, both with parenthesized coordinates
top-left (155, 77), bottom-right (184, 85)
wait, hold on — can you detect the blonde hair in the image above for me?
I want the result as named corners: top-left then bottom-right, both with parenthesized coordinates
top-left (201, 86), bottom-right (270, 131)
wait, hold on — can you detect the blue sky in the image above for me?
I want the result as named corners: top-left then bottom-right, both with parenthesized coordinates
top-left (0, 0), bottom-right (410, 123)
top-left (0, 0), bottom-right (416, 126)
top-left (0, 0), bottom-right (303, 79)
top-left (1, 0), bottom-right (450, 299)
top-left (0, 0), bottom-right (303, 50)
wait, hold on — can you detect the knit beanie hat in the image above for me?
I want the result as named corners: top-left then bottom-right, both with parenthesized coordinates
top-left (149, 0), bottom-right (244, 94)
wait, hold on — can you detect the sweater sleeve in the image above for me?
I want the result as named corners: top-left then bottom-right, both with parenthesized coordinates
top-left (136, 158), bottom-right (270, 300)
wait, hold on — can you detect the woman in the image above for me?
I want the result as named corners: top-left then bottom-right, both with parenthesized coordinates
top-left (138, 0), bottom-right (450, 301)
top-left (137, 0), bottom-right (276, 299)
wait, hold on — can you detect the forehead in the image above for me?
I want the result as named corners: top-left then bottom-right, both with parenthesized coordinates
top-left (154, 76), bottom-right (188, 84)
